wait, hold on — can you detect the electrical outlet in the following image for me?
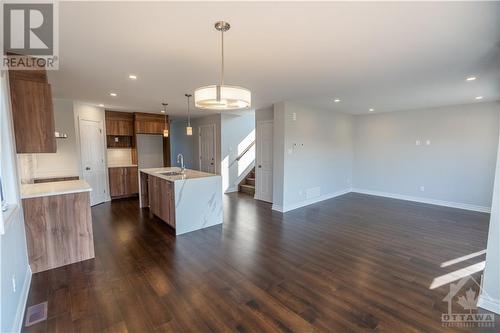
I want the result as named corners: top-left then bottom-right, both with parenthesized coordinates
top-left (420, 186), bottom-right (425, 192)
top-left (416, 140), bottom-right (421, 146)
top-left (426, 140), bottom-right (431, 146)
top-left (12, 275), bottom-right (16, 293)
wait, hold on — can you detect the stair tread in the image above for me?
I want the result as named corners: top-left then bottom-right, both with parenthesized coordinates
top-left (240, 184), bottom-right (255, 189)
top-left (246, 177), bottom-right (255, 181)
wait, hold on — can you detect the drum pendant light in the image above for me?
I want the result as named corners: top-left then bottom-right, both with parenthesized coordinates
top-left (194, 21), bottom-right (251, 110)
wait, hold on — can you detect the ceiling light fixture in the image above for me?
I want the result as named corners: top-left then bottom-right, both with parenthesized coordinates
top-left (129, 75), bottom-right (137, 80)
top-left (475, 96), bottom-right (483, 100)
top-left (194, 21), bottom-right (251, 110)
top-left (110, 92), bottom-right (117, 97)
top-left (162, 103), bottom-right (169, 137)
top-left (369, 108), bottom-right (374, 112)
top-left (334, 99), bottom-right (340, 103)
top-left (466, 76), bottom-right (477, 81)
top-left (185, 94), bottom-right (193, 136)
top-left (98, 104), bottom-right (104, 107)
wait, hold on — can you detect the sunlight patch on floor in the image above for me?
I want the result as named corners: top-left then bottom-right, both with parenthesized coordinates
top-left (430, 261), bottom-right (485, 290)
top-left (440, 250), bottom-right (486, 268)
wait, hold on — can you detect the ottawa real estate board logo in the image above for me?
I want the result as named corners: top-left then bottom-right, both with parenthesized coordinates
top-left (441, 275), bottom-right (495, 328)
top-left (1, 1), bottom-right (59, 70)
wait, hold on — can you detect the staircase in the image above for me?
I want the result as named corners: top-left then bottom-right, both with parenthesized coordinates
top-left (239, 168), bottom-right (255, 196)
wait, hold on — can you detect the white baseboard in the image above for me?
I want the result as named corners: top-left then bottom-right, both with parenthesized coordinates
top-left (478, 295), bottom-right (500, 315)
top-left (272, 188), bottom-right (351, 213)
top-left (225, 187), bottom-right (238, 194)
top-left (351, 188), bottom-right (491, 213)
top-left (12, 265), bottom-right (32, 333)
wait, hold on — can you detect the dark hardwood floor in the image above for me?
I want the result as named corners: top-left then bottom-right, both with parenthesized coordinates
top-left (23, 192), bottom-right (498, 332)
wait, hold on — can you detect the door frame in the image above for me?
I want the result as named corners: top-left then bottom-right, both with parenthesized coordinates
top-left (198, 123), bottom-right (216, 174)
top-left (77, 116), bottom-right (107, 206)
top-left (255, 119), bottom-right (273, 202)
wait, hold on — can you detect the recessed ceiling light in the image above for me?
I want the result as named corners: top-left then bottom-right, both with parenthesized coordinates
top-left (334, 98), bottom-right (340, 103)
top-left (369, 108), bottom-right (374, 112)
top-left (109, 92), bottom-right (117, 97)
top-left (475, 96), bottom-right (483, 100)
top-left (466, 76), bottom-right (477, 81)
top-left (98, 104), bottom-right (104, 107)
top-left (129, 74), bottom-right (137, 80)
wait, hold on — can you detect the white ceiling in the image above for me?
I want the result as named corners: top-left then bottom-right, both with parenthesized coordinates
top-left (49, 1), bottom-right (500, 117)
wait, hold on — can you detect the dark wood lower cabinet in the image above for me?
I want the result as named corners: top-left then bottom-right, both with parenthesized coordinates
top-left (109, 166), bottom-right (138, 198)
top-left (147, 174), bottom-right (175, 228)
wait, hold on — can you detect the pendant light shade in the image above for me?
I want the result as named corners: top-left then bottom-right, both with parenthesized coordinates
top-left (162, 103), bottom-right (169, 137)
top-left (194, 21), bottom-right (251, 111)
top-left (185, 94), bottom-right (193, 136)
top-left (194, 85), bottom-right (251, 110)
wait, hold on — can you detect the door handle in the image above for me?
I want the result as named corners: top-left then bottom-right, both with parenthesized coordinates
top-left (258, 165), bottom-right (262, 168)
top-left (85, 167), bottom-right (91, 171)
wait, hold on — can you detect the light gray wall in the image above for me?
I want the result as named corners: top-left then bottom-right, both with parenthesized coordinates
top-left (221, 112), bottom-right (255, 192)
top-left (1, 72), bottom-right (31, 333)
top-left (273, 101), bottom-right (353, 211)
top-left (353, 102), bottom-right (500, 208)
top-left (272, 102), bottom-right (286, 208)
top-left (33, 99), bottom-right (79, 178)
top-left (255, 105), bottom-right (274, 122)
top-left (170, 120), bottom-right (195, 169)
top-left (136, 134), bottom-right (164, 169)
top-left (480, 116), bottom-right (500, 311)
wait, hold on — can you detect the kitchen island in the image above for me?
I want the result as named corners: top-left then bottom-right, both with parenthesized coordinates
top-left (139, 167), bottom-right (223, 235)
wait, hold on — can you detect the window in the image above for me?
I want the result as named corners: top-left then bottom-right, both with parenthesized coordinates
top-left (0, 70), bottom-right (21, 234)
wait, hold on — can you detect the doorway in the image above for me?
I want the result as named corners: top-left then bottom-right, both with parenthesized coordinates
top-left (199, 124), bottom-right (216, 173)
top-left (79, 118), bottom-right (107, 206)
top-left (255, 120), bottom-right (273, 202)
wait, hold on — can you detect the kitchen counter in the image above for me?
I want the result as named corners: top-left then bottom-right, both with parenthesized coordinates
top-left (108, 164), bottom-right (138, 168)
top-left (140, 167), bottom-right (216, 182)
top-left (21, 180), bottom-right (94, 273)
top-left (21, 180), bottom-right (92, 199)
top-left (139, 167), bottom-right (223, 235)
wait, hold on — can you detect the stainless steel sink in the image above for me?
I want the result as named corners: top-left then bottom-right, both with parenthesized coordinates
top-left (159, 171), bottom-right (184, 176)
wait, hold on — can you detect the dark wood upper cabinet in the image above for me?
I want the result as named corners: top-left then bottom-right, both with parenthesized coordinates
top-left (9, 78), bottom-right (56, 153)
top-left (105, 111), bottom-right (134, 136)
top-left (135, 112), bottom-right (166, 135)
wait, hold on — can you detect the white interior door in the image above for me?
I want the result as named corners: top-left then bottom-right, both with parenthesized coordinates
top-left (199, 124), bottom-right (216, 173)
top-left (256, 120), bottom-right (273, 202)
top-left (79, 118), bottom-right (107, 206)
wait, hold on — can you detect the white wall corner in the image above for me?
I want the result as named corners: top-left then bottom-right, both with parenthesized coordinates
top-left (12, 265), bottom-right (32, 333)
top-left (271, 204), bottom-right (284, 212)
top-left (478, 295), bottom-right (500, 315)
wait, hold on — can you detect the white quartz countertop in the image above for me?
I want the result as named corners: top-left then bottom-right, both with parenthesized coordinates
top-left (21, 180), bottom-right (92, 199)
top-left (140, 167), bottom-right (217, 182)
top-left (108, 164), bottom-right (138, 168)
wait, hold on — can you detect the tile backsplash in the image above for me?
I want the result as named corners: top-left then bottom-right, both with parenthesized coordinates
top-left (107, 148), bottom-right (133, 167)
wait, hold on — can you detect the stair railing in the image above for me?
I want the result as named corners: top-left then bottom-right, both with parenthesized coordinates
top-left (235, 140), bottom-right (255, 161)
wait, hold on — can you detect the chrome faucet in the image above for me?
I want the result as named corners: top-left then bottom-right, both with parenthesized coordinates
top-left (177, 154), bottom-right (185, 173)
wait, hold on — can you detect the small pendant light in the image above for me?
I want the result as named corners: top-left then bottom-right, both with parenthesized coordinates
top-left (162, 102), bottom-right (169, 137)
top-left (185, 94), bottom-right (193, 136)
